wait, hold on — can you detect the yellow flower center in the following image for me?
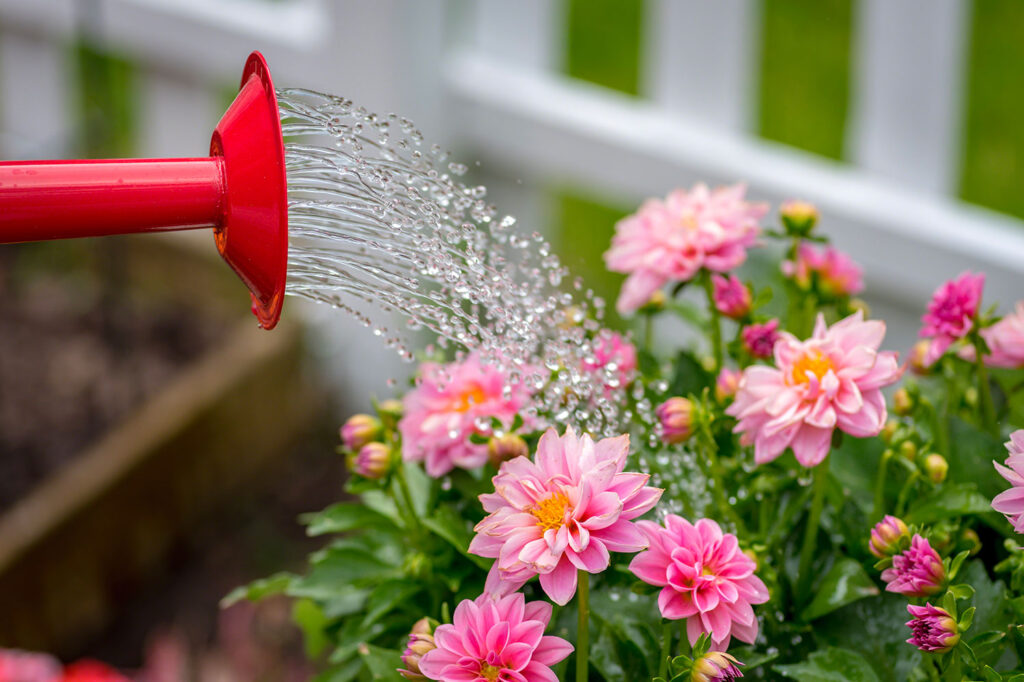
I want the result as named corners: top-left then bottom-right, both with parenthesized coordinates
top-left (790, 349), bottom-right (834, 385)
top-left (480, 663), bottom-right (502, 681)
top-left (532, 492), bottom-right (570, 531)
top-left (449, 384), bottom-right (488, 412)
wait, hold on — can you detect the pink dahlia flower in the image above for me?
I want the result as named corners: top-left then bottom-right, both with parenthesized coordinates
top-left (881, 534), bottom-right (945, 597)
top-left (469, 427), bottom-right (662, 605)
top-left (417, 593), bottom-right (572, 682)
top-left (0, 649), bottom-right (61, 682)
top-left (905, 603), bottom-right (960, 653)
top-left (961, 302), bottom-right (1024, 369)
top-left (605, 184), bottom-right (768, 314)
top-left (582, 331), bottom-right (638, 389)
top-left (629, 516), bottom-right (768, 650)
top-left (400, 353), bottom-right (532, 478)
top-left (712, 274), bottom-right (752, 320)
top-left (782, 243), bottom-right (864, 297)
top-left (919, 271), bottom-right (985, 365)
top-left (727, 312), bottom-right (902, 467)
top-left (692, 651), bottom-right (744, 682)
top-left (715, 368), bottom-right (741, 402)
top-left (992, 430), bottom-right (1024, 533)
top-left (740, 320), bottom-right (780, 360)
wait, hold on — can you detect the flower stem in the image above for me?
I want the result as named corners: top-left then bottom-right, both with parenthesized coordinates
top-left (972, 334), bottom-right (998, 438)
top-left (872, 449), bottom-right (891, 521)
top-left (394, 464), bottom-right (422, 533)
top-left (797, 457), bottom-right (829, 594)
top-left (576, 570), bottom-right (590, 682)
top-left (701, 272), bottom-right (723, 375)
top-left (658, 620), bottom-right (672, 680)
top-left (698, 424), bottom-right (747, 536)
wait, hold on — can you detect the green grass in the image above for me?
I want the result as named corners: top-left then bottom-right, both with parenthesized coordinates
top-left (564, 0), bottom-right (645, 95)
top-left (74, 42), bottom-right (136, 158)
top-left (960, 0), bottom-right (1024, 220)
top-left (757, 0), bottom-right (853, 160)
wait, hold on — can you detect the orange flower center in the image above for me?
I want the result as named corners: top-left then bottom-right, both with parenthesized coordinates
top-left (449, 384), bottom-right (488, 412)
top-left (480, 663), bottom-right (502, 681)
top-left (790, 349), bottom-right (834, 385)
top-left (532, 492), bottom-right (570, 531)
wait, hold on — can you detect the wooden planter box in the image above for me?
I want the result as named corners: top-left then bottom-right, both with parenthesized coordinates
top-left (0, 237), bottom-right (318, 654)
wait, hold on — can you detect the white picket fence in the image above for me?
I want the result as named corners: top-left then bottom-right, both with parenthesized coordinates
top-left (1, 0), bottom-right (1022, 393)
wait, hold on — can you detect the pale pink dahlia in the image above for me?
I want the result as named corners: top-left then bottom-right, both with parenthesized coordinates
top-left (727, 312), bottom-right (902, 467)
top-left (400, 353), bottom-right (532, 478)
top-left (881, 534), bottom-right (945, 598)
top-left (961, 302), bottom-right (1024, 369)
top-left (417, 593), bottom-right (572, 682)
top-left (712, 274), bottom-right (752, 320)
top-left (919, 271), bottom-right (985, 365)
top-left (992, 430), bottom-right (1024, 533)
top-left (782, 243), bottom-right (864, 297)
top-left (905, 603), bottom-right (960, 653)
top-left (469, 427), bottom-right (662, 605)
top-left (604, 183), bottom-right (768, 314)
top-left (629, 516), bottom-right (768, 650)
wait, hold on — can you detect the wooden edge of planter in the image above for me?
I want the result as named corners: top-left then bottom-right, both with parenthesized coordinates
top-left (0, 321), bottom-right (300, 576)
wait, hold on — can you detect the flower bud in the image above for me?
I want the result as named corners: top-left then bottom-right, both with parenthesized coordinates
top-left (924, 454), bottom-right (948, 484)
top-left (378, 399), bottom-right (404, 418)
top-left (711, 274), bottom-right (752, 320)
top-left (741, 319), bottom-right (780, 359)
top-left (656, 397), bottom-right (694, 445)
top-left (848, 298), bottom-right (871, 317)
top-left (869, 515), bottom-right (910, 558)
top-left (909, 340), bottom-right (933, 375)
top-left (961, 528), bottom-right (982, 556)
top-left (639, 289), bottom-right (666, 313)
top-left (905, 603), bottom-right (960, 653)
top-left (398, 619), bottom-right (436, 679)
top-left (880, 420), bottom-right (899, 444)
top-left (899, 440), bottom-right (917, 461)
top-left (780, 199), bottom-right (819, 236)
top-left (488, 433), bottom-right (529, 468)
top-left (892, 388), bottom-right (913, 417)
top-left (691, 650), bottom-right (743, 681)
top-left (715, 368), bottom-right (742, 403)
top-left (881, 534), bottom-right (945, 597)
top-left (341, 414), bottom-right (382, 451)
top-left (353, 442), bottom-right (392, 479)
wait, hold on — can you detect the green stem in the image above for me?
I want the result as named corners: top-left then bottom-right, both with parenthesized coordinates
top-left (701, 271), bottom-right (723, 375)
top-left (658, 620), bottom-right (672, 680)
top-left (797, 457), bottom-right (829, 594)
top-left (644, 313), bottom-right (654, 353)
top-left (394, 464), bottom-right (422, 533)
top-left (698, 425), bottom-right (747, 536)
top-left (576, 570), bottom-right (590, 682)
top-left (872, 449), bottom-right (891, 521)
top-left (972, 334), bottom-right (998, 438)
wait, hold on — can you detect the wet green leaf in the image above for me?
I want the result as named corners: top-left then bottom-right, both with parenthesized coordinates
top-left (775, 647), bottom-right (880, 681)
top-left (800, 558), bottom-right (879, 621)
top-left (301, 502), bottom-right (400, 536)
top-left (904, 483), bottom-right (994, 524)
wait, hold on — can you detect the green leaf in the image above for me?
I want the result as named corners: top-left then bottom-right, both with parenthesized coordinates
top-left (904, 483), bottom-right (994, 524)
top-left (358, 644), bottom-right (406, 681)
top-left (815, 595), bottom-right (922, 682)
top-left (301, 502), bottom-right (400, 536)
top-left (361, 580), bottom-right (423, 628)
top-left (667, 350), bottom-right (713, 398)
top-left (422, 505), bottom-right (491, 571)
top-left (290, 547), bottom-right (399, 600)
top-left (775, 647), bottom-right (881, 681)
top-left (800, 558), bottom-right (880, 621)
top-left (960, 606), bottom-right (976, 632)
top-left (221, 572), bottom-right (294, 606)
top-left (292, 598), bottom-right (330, 658)
top-left (312, 658), bottom-right (363, 682)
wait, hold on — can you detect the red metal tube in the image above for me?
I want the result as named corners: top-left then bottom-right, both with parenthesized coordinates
top-left (0, 158), bottom-right (225, 243)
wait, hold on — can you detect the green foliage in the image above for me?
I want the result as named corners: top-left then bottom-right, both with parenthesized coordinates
top-left (775, 647), bottom-right (881, 682)
top-left (564, 0), bottom-right (644, 96)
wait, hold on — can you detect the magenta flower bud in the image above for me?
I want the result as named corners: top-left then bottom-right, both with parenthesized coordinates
top-left (341, 413), bottom-right (382, 451)
top-left (715, 368), bottom-right (741, 402)
top-left (741, 319), bottom-right (780, 359)
top-left (869, 515), bottom-right (910, 558)
top-left (881, 534), bottom-right (945, 597)
top-left (780, 199), bottom-right (819, 236)
top-left (712, 274), bottom-right (752, 320)
top-left (656, 397), bottom-right (695, 445)
top-left (487, 433), bottom-right (529, 468)
top-left (353, 442), bottom-right (392, 479)
top-left (905, 603), bottom-right (960, 653)
top-left (692, 650), bottom-right (744, 681)
top-left (398, 619), bottom-right (436, 679)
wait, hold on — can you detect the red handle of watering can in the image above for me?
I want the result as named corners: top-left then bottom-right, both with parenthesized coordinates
top-left (0, 157), bottom-right (226, 243)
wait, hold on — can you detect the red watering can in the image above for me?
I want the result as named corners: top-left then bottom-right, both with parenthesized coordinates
top-left (0, 52), bottom-right (288, 329)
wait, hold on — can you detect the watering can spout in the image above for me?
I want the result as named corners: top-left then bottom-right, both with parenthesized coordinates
top-left (0, 52), bottom-right (288, 329)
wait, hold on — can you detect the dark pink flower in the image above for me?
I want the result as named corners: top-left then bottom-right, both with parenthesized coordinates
top-left (712, 274), bottom-right (752, 320)
top-left (919, 272), bottom-right (985, 365)
top-left (905, 603), bottom-right (959, 653)
top-left (741, 320), bottom-right (780, 359)
top-left (469, 427), bottom-right (662, 605)
top-left (629, 516), bottom-right (769, 650)
top-left (417, 593), bottom-right (572, 682)
top-left (992, 430), bottom-right (1024, 533)
top-left (881, 534), bottom-right (945, 597)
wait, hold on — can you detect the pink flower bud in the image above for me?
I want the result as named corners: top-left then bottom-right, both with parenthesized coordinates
top-left (711, 274), bottom-right (752, 320)
top-left (398, 619), bottom-right (436, 679)
top-left (905, 603), bottom-right (960, 653)
top-left (341, 413), bottom-right (382, 451)
top-left (656, 397), bottom-right (694, 445)
top-left (869, 515), bottom-right (910, 558)
top-left (487, 433), bottom-right (529, 468)
top-left (909, 339), bottom-right (933, 375)
top-left (353, 442), bottom-right (392, 479)
top-left (881, 534), bottom-right (945, 597)
top-left (741, 319), bottom-right (780, 359)
top-left (692, 650), bottom-right (744, 681)
top-left (715, 368), bottom-right (741, 402)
